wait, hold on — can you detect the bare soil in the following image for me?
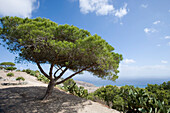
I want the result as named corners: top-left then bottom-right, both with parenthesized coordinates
top-left (0, 70), bottom-right (120, 113)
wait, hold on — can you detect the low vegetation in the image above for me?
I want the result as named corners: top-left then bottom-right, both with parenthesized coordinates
top-left (0, 62), bottom-right (17, 71)
top-left (6, 72), bottom-right (14, 78)
top-left (22, 69), bottom-right (49, 83)
top-left (2, 66), bottom-right (169, 112)
top-left (61, 79), bottom-right (88, 98)
top-left (16, 77), bottom-right (25, 83)
top-left (5, 67), bottom-right (17, 71)
top-left (22, 68), bottom-right (169, 112)
top-left (87, 82), bottom-right (170, 113)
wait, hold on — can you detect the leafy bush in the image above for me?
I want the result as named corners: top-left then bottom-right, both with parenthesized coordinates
top-left (7, 73), bottom-right (14, 77)
top-left (37, 74), bottom-right (50, 83)
top-left (16, 77), bottom-right (25, 81)
top-left (23, 69), bottom-right (39, 77)
top-left (22, 69), bottom-right (26, 72)
top-left (16, 77), bottom-right (25, 83)
top-left (88, 84), bottom-right (170, 113)
top-left (120, 86), bottom-right (170, 113)
top-left (30, 71), bottom-right (36, 76)
top-left (5, 67), bottom-right (17, 71)
top-left (22, 69), bottom-right (49, 83)
top-left (146, 81), bottom-right (170, 108)
top-left (93, 85), bottom-right (120, 107)
top-left (62, 79), bottom-right (88, 98)
top-left (25, 69), bottom-right (32, 74)
top-left (74, 86), bottom-right (88, 98)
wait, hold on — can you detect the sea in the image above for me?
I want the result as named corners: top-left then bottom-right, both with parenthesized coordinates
top-left (74, 78), bottom-right (170, 88)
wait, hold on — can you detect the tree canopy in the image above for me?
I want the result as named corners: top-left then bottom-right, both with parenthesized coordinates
top-left (0, 62), bottom-right (15, 67)
top-left (0, 16), bottom-right (123, 99)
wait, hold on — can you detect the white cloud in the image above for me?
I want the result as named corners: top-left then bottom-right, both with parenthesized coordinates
top-left (79, 0), bottom-right (128, 18)
top-left (79, 0), bottom-right (114, 15)
top-left (115, 3), bottom-right (128, 18)
top-left (144, 28), bottom-right (157, 33)
top-left (123, 59), bottom-right (136, 64)
top-left (165, 36), bottom-right (170, 39)
top-left (161, 60), bottom-right (168, 64)
top-left (153, 20), bottom-right (160, 25)
top-left (169, 10), bottom-right (170, 13)
top-left (141, 4), bottom-right (148, 8)
top-left (0, 0), bottom-right (39, 18)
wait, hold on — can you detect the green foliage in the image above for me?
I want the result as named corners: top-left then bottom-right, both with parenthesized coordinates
top-left (37, 74), bottom-right (50, 83)
top-left (88, 83), bottom-right (170, 113)
top-left (93, 85), bottom-right (120, 107)
top-left (16, 77), bottom-right (25, 81)
top-left (0, 62), bottom-right (16, 71)
top-left (0, 62), bottom-right (15, 67)
top-left (0, 16), bottom-right (122, 82)
top-left (24, 69), bottom-right (32, 74)
top-left (146, 81), bottom-right (170, 108)
top-left (22, 68), bottom-right (49, 83)
top-left (5, 66), bottom-right (17, 71)
top-left (121, 86), bottom-right (170, 113)
top-left (61, 79), bottom-right (88, 98)
top-left (6, 73), bottom-right (14, 77)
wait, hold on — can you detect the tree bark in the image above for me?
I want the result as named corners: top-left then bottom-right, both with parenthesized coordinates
top-left (41, 79), bottom-right (55, 100)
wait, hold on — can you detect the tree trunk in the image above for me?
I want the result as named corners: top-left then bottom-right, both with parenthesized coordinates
top-left (41, 79), bottom-right (55, 100)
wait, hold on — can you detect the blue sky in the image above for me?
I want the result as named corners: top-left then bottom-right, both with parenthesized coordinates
top-left (0, 0), bottom-right (170, 82)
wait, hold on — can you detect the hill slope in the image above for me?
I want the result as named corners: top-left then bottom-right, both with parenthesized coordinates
top-left (0, 70), bottom-right (120, 113)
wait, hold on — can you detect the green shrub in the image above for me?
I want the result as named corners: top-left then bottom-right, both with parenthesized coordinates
top-left (120, 86), bottom-right (170, 113)
top-left (25, 69), bottom-right (32, 74)
top-left (22, 68), bottom-right (49, 83)
top-left (7, 73), bottom-right (14, 77)
top-left (146, 81), bottom-right (170, 107)
top-left (16, 77), bottom-right (25, 83)
top-left (92, 85), bottom-right (120, 108)
top-left (37, 74), bottom-right (50, 83)
top-left (22, 69), bottom-right (26, 72)
top-left (30, 71), bottom-right (36, 76)
top-left (62, 79), bottom-right (88, 98)
top-left (88, 84), bottom-right (170, 112)
top-left (5, 67), bottom-right (17, 71)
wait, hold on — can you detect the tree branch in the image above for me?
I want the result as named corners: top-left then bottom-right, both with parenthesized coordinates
top-left (49, 63), bottom-right (54, 79)
top-left (36, 62), bottom-right (50, 79)
top-left (54, 67), bottom-right (68, 81)
top-left (53, 66), bottom-right (62, 77)
top-left (55, 65), bottom-right (63, 72)
top-left (55, 66), bottom-right (90, 85)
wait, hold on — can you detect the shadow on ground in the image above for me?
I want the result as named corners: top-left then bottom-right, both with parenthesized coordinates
top-left (0, 86), bottom-right (91, 113)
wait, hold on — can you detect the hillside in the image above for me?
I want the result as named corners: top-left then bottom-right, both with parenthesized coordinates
top-left (0, 70), bottom-right (120, 113)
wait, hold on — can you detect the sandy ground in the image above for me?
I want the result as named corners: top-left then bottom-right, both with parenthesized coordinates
top-left (0, 70), bottom-right (47, 89)
top-left (0, 70), bottom-right (120, 113)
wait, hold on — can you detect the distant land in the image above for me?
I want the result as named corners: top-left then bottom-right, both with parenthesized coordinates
top-left (74, 78), bottom-right (170, 88)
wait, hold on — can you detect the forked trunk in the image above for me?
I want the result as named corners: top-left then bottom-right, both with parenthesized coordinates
top-left (41, 79), bottom-right (55, 100)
